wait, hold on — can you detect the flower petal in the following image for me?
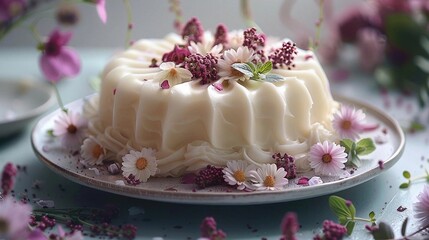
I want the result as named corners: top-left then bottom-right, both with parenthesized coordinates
top-left (96, 0), bottom-right (107, 24)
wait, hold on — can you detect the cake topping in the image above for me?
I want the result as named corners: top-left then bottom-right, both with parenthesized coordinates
top-left (184, 53), bottom-right (218, 84)
top-left (213, 24), bottom-right (228, 46)
top-left (268, 41), bottom-right (298, 69)
top-left (162, 45), bottom-right (190, 65)
top-left (181, 17), bottom-right (203, 44)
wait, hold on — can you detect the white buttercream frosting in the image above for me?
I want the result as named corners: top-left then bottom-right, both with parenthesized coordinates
top-left (86, 33), bottom-right (338, 177)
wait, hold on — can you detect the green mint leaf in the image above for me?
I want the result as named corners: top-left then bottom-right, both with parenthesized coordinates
top-left (403, 171), bottom-right (411, 179)
top-left (329, 196), bottom-right (356, 220)
top-left (47, 129), bottom-right (55, 137)
top-left (340, 139), bottom-right (354, 153)
top-left (401, 217), bottom-right (408, 237)
top-left (231, 63), bottom-right (254, 77)
top-left (408, 121), bottom-right (426, 133)
top-left (371, 222), bottom-right (395, 240)
top-left (399, 182), bottom-right (409, 189)
top-left (345, 221), bottom-right (355, 236)
top-left (338, 216), bottom-right (348, 225)
top-left (356, 138), bottom-right (376, 155)
top-left (247, 62), bottom-right (257, 72)
top-left (264, 74), bottom-right (284, 83)
top-left (369, 211), bottom-right (375, 220)
top-left (258, 61), bottom-right (273, 74)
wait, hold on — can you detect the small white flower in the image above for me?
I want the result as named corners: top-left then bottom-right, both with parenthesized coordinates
top-left (217, 46), bottom-right (254, 82)
top-left (154, 62), bottom-right (193, 86)
top-left (53, 110), bottom-right (88, 150)
top-left (248, 164), bottom-right (288, 191)
top-left (80, 136), bottom-right (106, 166)
top-left (222, 160), bottom-right (253, 190)
top-left (308, 176), bottom-right (323, 186)
top-left (121, 148), bottom-right (157, 182)
top-left (189, 40), bottom-right (223, 56)
top-left (309, 141), bottom-right (348, 176)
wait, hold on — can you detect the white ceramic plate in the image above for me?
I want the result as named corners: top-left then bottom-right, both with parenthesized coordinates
top-left (0, 79), bottom-right (55, 138)
top-left (31, 95), bottom-right (405, 205)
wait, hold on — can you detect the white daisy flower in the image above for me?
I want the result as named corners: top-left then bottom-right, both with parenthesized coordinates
top-left (309, 141), bottom-right (348, 176)
top-left (217, 46), bottom-right (254, 82)
top-left (248, 164), bottom-right (288, 191)
top-left (154, 62), bottom-right (193, 86)
top-left (222, 160), bottom-right (253, 190)
top-left (80, 136), bottom-right (106, 166)
top-left (189, 40), bottom-right (223, 56)
top-left (53, 110), bottom-right (88, 150)
top-left (121, 148), bottom-right (157, 182)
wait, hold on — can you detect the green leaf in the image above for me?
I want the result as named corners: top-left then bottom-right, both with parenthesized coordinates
top-left (247, 62), bottom-right (257, 72)
top-left (264, 74), bottom-right (284, 83)
top-left (401, 217), bottom-right (408, 236)
top-left (399, 182), bottom-right (409, 189)
top-left (345, 221), bottom-right (355, 236)
top-left (371, 222), bottom-right (395, 240)
top-left (403, 171), bottom-right (411, 179)
top-left (369, 211), bottom-right (375, 220)
top-left (258, 61), bottom-right (273, 74)
top-left (356, 138), bottom-right (376, 156)
top-left (340, 139), bottom-right (354, 152)
top-left (408, 121), bottom-right (426, 133)
top-left (47, 129), bottom-right (55, 137)
top-left (231, 63), bottom-right (254, 77)
top-left (329, 196), bottom-right (356, 220)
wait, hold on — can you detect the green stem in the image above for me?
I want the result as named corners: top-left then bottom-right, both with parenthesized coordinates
top-left (52, 83), bottom-right (67, 113)
top-left (123, 0), bottom-right (133, 48)
top-left (240, 0), bottom-right (262, 32)
top-left (349, 217), bottom-right (373, 223)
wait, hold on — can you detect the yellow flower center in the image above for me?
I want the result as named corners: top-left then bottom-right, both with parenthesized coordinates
top-left (322, 154), bottom-right (332, 163)
top-left (67, 124), bottom-right (77, 134)
top-left (263, 175), bottom-right (275, 187)
top-left (233, 170), bottom-right (246, 182)
top-left (91, 144), bottom-right (103, 159)
top-left (341, 120), bottom-right (352, 130)
top-left (169, 68), bottom-right (178, 78)
top-left (135, 157), bottom-right (148, 170)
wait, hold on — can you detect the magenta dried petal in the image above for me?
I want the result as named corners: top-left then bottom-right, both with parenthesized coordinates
top-left (297, 177), bottom-right (309, 185)
top-left (161, 80), bottom-right (170, 89)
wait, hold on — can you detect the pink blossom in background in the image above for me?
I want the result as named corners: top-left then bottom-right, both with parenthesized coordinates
top-left (0, 196), bottom-right (32, 239)
top-left (1, 162), bottom-right (17, 196)
top-left (0, 0), bottom-right (25, 22)
top-left (39, 29), bottom-right (81, 83)
top-left (96, 0), bottom-right (106, 24)
top-left (414, 185), bottom-right (429, 228)
top-left (357, 28), bottom-right (386, 73)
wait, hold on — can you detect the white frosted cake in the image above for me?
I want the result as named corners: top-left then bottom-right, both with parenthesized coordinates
top-left (84, 19), bottom-right (338, 179)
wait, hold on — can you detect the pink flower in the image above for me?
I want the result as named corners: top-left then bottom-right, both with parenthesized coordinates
top-left (96, 0), bottom-right (107, 24)
top-left (0, 196), bottom-right (32, 239)
top-left (53, 110), bottom-right (88, 150)
top-left (357, 28), bottom-right (386, 73)
top-left (1, 162), bottom-right (17, 196)
top-left (309, 141), bottom-right (347, 176)
top-left (414, 185), bottom-right (429, 228)
top-left (0, 0), bottom-right (25, 22)
top-left (333, 105), bottom-right (366, 141)
top-left (39, 29), bottom-right (81, 83)
top-left (280, 212), bottom-right (299, 240)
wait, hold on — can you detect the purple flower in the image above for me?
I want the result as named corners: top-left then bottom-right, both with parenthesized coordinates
top-left (214, 24), bottom-right (228, 46)
top-left (39, 29), bottom-right (81, 83)
top-left (162, 45), bottom-right (191, 65)
top-left (309, 141), bottom-right (347, 176)
top-left (195, 165), bottom-right (224, 189)
top-left (280, 212), bottom-right (299, 240)
top-left (182, 17), bottom-right (203, 44)
top-left (268, 41), bottom-right (298, 69)
top-left (0, 196), bottom-right (32, 239)
top-left (200, 217), bottom-right (226, 240)
top-left (336, 5), bottom-right (380, 43)
top-left (414, 185), bottom-right (429, 228)
top-left (1, 162), bottom-right (17, 196)
top-left (333, 105), bottom-right (366, 141)
top-left (321, 220), bottom-right (347, 240)
top-left (0, 0), bottom-right (25, 23)
top-left (184, 53), bottom-right (218, 84)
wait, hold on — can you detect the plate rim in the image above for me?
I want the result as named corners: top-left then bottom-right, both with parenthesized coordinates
top-left (31, 94), bottom-right (405, 205)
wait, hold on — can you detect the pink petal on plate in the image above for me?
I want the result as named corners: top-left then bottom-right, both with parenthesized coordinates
top-left (212, 82), bottom-right (223, 91)
top-left (96, 0), bottom-right (107, 24)
top-left (297, 177), bottom-right (309, 185)
top-left (362, 123), bottom-right (380, 132)
top-left (161, 80), bottom-right (170, 89)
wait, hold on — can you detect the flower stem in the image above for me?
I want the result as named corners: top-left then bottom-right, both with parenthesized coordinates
top-left (240, 0), bottom-right (262, 32)
top-left (123, 0), bottom-right (133, 48)
top-left (352, 217), bottom-right (373, 223)
top-left (52, 83), bottom-right (68, 113)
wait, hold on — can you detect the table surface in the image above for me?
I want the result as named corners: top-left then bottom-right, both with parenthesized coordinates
top-left (1, 48), bottom-right (428, 240)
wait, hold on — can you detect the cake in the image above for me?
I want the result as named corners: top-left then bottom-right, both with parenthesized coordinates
top-left (83, 18), bottom-right (339, 181)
